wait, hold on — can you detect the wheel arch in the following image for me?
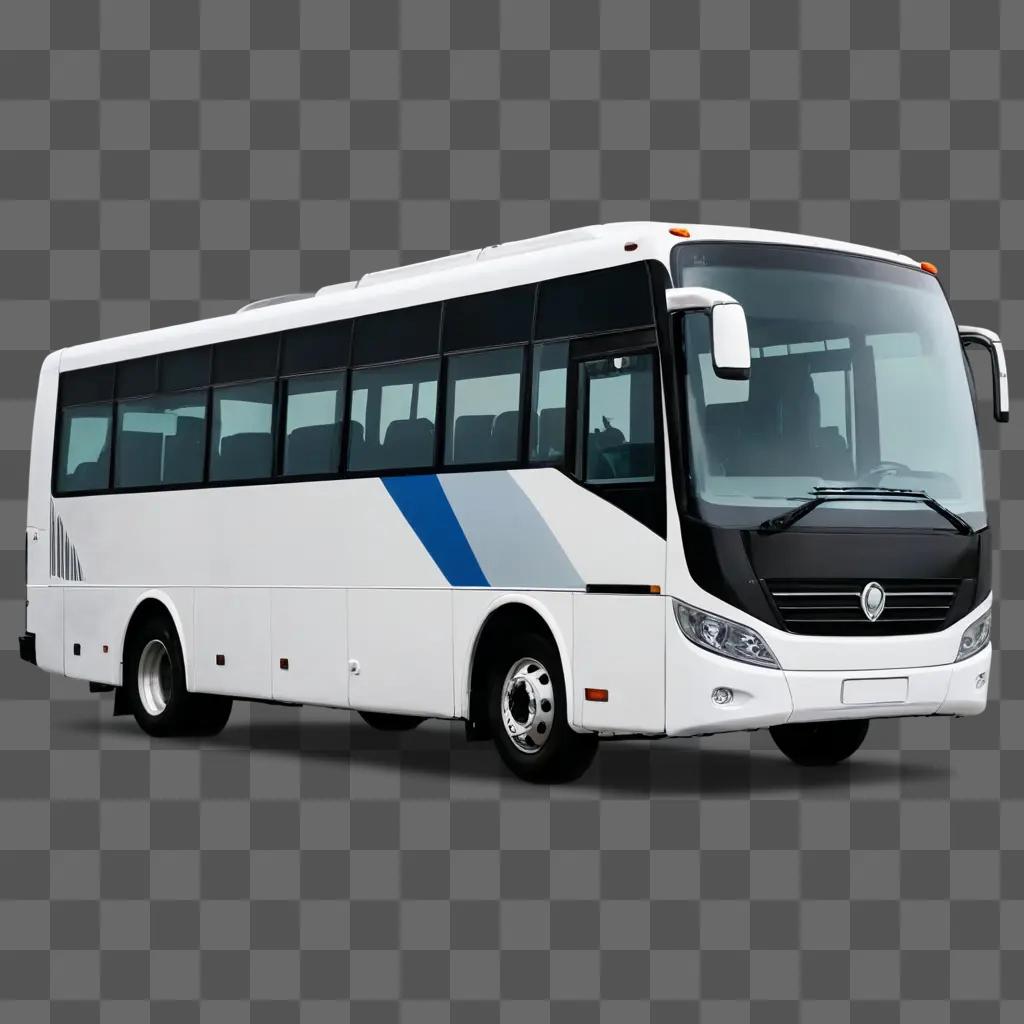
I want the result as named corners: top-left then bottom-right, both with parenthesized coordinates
top-left (464, 594), bottom-right (576, 738)
top-left (119, 590), bottom-right (191, 689)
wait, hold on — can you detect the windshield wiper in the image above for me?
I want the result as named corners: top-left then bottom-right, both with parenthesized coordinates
top-left (759, 486), bottom-right (974, 535)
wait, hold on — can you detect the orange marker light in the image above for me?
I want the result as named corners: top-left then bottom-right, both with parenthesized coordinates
top-left (669, 227), bottom-right (691, 238)
top-left (920, 261), bottom-right (938, 275)
top-left (585, 688), bottom-right (609, 702)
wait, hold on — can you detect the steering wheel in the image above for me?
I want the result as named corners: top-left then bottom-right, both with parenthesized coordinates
top-left (858, 460), bottom-right (912, 484)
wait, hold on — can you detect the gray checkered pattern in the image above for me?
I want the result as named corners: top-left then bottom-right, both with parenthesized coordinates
top-left (0, 0), bottom-right (1021, 1018)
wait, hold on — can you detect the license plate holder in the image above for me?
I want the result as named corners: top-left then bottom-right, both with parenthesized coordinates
top-left (841, 677), bottom-right (909, 706)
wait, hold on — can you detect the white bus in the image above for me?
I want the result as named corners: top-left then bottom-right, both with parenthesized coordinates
top-left (20, 223), bottom-right (1009, 782)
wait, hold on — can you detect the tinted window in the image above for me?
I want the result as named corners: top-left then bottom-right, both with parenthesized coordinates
top-left (352, 303), bottom-right (441, 366)
top-left (444, 348), bottom-right (524, 465)
top-left (116, 356), bottom-right (158, 398)
top-left (536, 263), bottom-right (652, 340)
top-left (529, 341), bottom-right (568, 463)
top-left (56, 403), bottom-right (112, 493)
top-left (61, 366), bottom-right (114, 407)
top-left (209, 381), bottom-right (275, 481)
top-left (282, 371), bottom-right (345, 476)
top-left (161, 346), bottom-right (210, 391)
top-left (282, 321), bottom-right (352, 375)
top-left (116, 394), bottom-right (207, 488)
top-left (213, 334), bottom-right (279, 384)
top-left (348, 359), bottom-right (439, 472)
top-left (442, 285), bottom-right (535, 351)
top-left (579, 353), bottom-right (656, 483)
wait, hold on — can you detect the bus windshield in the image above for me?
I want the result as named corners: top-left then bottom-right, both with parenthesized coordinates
top-left (673, 243), bottom-right (986, 531)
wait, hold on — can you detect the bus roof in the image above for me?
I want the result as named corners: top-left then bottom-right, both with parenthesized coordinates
top-left (58, 222), bottom-right (919, 372)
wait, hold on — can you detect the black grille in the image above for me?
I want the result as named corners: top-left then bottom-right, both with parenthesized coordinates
top-left (765, 579), bottom-right (960, 636)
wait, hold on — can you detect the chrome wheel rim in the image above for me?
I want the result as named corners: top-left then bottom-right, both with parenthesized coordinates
top-left (500, 657), bottom-right (554, 755)
top-left (138, 639), bottom-right (172, 717)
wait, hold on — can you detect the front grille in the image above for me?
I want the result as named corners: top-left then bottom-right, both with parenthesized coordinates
top-left (765, 579), bottom-right (960, 636)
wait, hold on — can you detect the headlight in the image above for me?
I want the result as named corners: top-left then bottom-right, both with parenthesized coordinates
top-left (673, 599), bottom-right (779, 668)
top-left (956, 610), bottom-right (992, 661)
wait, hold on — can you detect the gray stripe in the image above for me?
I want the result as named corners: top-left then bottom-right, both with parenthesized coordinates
top-left (440, 472), bottom-right (583, 589)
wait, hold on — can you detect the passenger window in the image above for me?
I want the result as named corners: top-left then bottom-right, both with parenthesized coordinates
top-left (442, 285), bottom-right (534, 351)
top-left (529, 341), bottom-right (568, 463)
top-left (348, 359), bottom-right (439, 472)
top-left (116, 395), bottom-right (207, 488)
top-left (282, 371), bottom-right (345, 476)
top-left (444, 348), bottom-right (524, 465)
top-left (536, 263), bottom-right (653, 340)
top-left (579, 353), bottom-right (656, 483)
top-left (56, 404), bottom-right (113, 493)
top-left (209, 381), bottom-right (275, 481)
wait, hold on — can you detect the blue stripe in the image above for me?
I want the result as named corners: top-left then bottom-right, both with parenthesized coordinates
top-left (382, 475), bottom-right (489, 587)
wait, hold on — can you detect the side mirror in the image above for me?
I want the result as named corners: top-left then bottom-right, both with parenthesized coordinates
top-left (665, 287), bottom-right (751, 381)
top-left (959, 325), bottom-right (1009, 422)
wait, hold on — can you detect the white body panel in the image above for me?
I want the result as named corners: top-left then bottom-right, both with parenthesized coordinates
top-left (271, 588), bottom-right (349, 707)
top-left (21, 222), bottom-right (992, 744)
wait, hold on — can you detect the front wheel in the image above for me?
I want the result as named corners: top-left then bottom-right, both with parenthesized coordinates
top-left (769, 718), bottom-right (870, 767)
top-left (486, 631), bottom-right (597, 784)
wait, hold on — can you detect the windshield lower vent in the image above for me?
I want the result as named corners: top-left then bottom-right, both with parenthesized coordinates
top-left (764, 579), bottom-right (960, 636)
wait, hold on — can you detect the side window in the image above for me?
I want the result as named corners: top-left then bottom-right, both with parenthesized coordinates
top-left (348, 359), bottom-right (439, 472)
top-left (536, 263), bottom-right (653, 340)
top-left (578, 353), bottom-right (656, 484)
top-left (56, 404), bottom-right (113, 493)
top-left (209, 380), bottom-right (275, 482)
top-left (116, 394), bottom-right (207, 488)
top-left (282, 371), bottom-right (345, 476)
top-left (442, 285), bottom-right (534, 351)
top-left (529, 341), bottom-right (568, 463)
top-left (444, 348), bottom-right (524, 465)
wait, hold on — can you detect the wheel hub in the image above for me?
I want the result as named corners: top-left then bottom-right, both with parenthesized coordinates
top-left (138, 639), bottom-right (172, 717)
top-left (500, 657), bottom-right (554, 754)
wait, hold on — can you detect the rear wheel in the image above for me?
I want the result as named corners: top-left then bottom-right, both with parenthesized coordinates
top-left (486, 631), bottom-right (597, 784)
top-left (769, 718), bottom-right (870, 766)
top-left (358, 711), bottom-right (425, 732)
top-left (124, 613), bottom-right (232, 737)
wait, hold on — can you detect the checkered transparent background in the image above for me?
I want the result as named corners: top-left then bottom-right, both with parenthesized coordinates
top-left (1, 0), bottom-right (1023, 1019)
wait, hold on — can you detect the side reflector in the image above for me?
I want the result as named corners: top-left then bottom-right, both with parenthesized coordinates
top-left (102, 644), bottom-right (109, 654)
top-left (585, 688), bottom-right (609, 702)
top-left (669, 227), bottom-right (691, 238)
top-left (624, 242), bottom-right (638, 251)
top-left (279, 657), bottom-right (289, 670)
top-left (215, 654), bottom-right (225, 666)
top-left (920, 260), bottom-right (938, 275)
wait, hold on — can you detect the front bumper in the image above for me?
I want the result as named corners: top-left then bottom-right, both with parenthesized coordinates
top-left (666, 635), bottom-right (991, 737)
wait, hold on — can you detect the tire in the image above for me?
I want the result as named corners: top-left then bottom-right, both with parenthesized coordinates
top-left (486, 630), bottom-right (597, 784)
top-left (358, 710), bottom-right (425, 732)
top-left (123, 613), bottom-right (233, 738)
top-left (769, 718), bottom-right (870, 767)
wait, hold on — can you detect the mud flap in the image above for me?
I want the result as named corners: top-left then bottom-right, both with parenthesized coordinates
top-left (113, 686), bottom-right (131, 716)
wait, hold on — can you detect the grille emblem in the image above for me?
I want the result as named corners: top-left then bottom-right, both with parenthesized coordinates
top-left (860, 582), bottom-right (886, 622)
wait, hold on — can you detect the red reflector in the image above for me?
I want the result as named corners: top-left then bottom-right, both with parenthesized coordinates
top-left (279, 657), bottom-right (289, 670)
top-left (102, 644), bottom-right (109, 654)
top-left (215, 654), bottom-right (225, 666)
top-left (624, 242), bottom-right (638, 252)
top-left (585, 688), bottom-right (609, 702)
